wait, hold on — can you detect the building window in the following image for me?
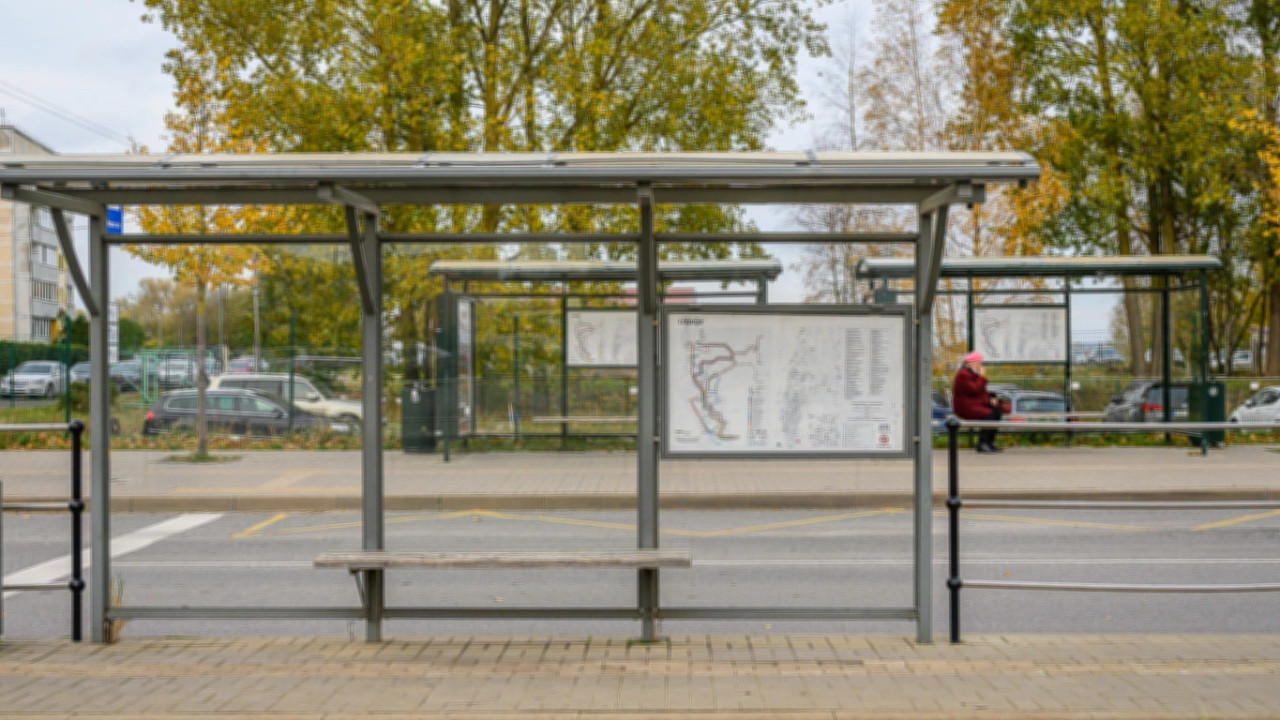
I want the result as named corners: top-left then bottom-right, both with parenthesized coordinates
top-left (33, 280), bottom-right (59, 301)
top-left (32, 318), bottom-right (52, 341)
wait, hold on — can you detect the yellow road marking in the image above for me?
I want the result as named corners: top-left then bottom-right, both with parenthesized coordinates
top-left (264, 509), bottom-right (904, 539)
top-left (1193, 509), bottom-right (1280, 532)
top-left (260, 510), bottom-right (476, 536)
top-left (695, 509), bottom-right (898, 537)
top-left (956, 511), bottom-right (1149, 532)
top-left (261, 469), bottom-right (335, 489)
top-left (232, 513), bottom-right (289, 539)
top-left (470, 509), bottom-right (897, 538)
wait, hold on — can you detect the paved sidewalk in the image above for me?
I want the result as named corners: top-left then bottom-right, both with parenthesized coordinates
top-left (2, 634), bottom-right (1278, 718)
top-left (1, 445), bottom-right (1278, 511)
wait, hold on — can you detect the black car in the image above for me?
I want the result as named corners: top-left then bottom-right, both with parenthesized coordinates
top-left (1103, 381), bottom-right (1190, 422)
top-left (142, 388), bottom-right (353, 436)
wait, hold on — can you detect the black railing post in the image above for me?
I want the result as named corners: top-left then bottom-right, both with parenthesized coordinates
top-left (946, 416), bottom-right (962, 643)
top-left (68, 419), bottom-right (85, 642)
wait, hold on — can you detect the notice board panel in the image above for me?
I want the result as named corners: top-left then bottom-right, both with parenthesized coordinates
top-left (567, 309), bottom-right (637, 367)
top-left (973, 305), bottom-right (1066, 363)
top-left (662, 305), bottom-right (911, 459)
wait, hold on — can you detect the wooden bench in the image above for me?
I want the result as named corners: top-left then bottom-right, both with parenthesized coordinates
top-left (315, 549), bottom-right (692, 640)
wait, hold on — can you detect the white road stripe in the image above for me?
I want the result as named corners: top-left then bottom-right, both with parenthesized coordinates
top-left (3, 514), bottom-right (223, 599)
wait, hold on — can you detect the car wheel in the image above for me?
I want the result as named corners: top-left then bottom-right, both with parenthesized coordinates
top-left (338, 414), bottom-right (361, 432)
top-left (44, 383), bottom-right (53, 398)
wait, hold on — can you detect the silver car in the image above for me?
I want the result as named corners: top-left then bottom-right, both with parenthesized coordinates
top-left (1, 361), bottom-right (66, 398)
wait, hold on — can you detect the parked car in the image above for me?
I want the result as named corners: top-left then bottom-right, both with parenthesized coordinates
top-left (1232, 350), bottom-right (1254, 372)
top-left (158, 357), bottom-right (196, 387)
top-left (930, 390), bottom-right (953, 432)
top-left (210, 372), bottom-right (363, 428)
top-left (142, 388), bottom-right (353, 437)
top-left (1229, 385), bottom-right (1280, 424)
top-left (109, 359), bottom-right (143, 391)
top-left (1004, 391), bottom-right (1070, 422)
top-left (1090, 344), bottom-right (1125, 366)
top-left (0, 361), bottom-right (66, 398)
top-left (1103, 380), bottom-right (1190, 422)
top-left (69, 361), bottom-right (92, 385)
top-left (228, 355), bottom-right (270, 373)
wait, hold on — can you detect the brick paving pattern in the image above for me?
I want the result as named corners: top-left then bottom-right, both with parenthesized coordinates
top-left (2, 634), bottom-right (1279, 718)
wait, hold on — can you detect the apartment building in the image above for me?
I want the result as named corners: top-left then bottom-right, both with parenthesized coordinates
top-left (0, 124), bottom-right (73, 341)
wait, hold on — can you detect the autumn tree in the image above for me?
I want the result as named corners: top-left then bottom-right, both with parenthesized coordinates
top-left (136, 0), bottom-right (827, 371)
top-left (128, 51), bottom-right (276, 459)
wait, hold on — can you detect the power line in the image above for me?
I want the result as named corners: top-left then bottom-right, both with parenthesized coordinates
top-left (0, 80), bottom-right (132, 147)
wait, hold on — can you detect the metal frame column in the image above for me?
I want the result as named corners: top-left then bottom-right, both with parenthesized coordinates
top-left (914, 202), bottom-right (947, 644)
top-left (359, 211), bottom-right (384, 641)
top-left (635, 184), bottom-right (660, 641)
top-left (560, 292), bottom-right (569, 443)
top-left (88, 213), bottom-right (111, 643)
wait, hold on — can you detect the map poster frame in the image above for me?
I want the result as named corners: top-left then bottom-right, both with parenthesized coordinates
top-left (660, 304), bottom-right (914, 460)
top-left (972, 304), bottom-right (1067, 365)
top-left (565, 307), bottom-right (638, 368)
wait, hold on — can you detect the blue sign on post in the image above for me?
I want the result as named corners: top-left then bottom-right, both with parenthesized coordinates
top-left (106, 205), bottom-right (123, 235)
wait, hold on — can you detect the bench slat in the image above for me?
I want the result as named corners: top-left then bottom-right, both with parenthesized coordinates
top-left (315, 550), bottom-right (691, 570)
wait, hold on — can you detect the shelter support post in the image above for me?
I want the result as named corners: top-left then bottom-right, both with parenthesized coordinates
top-left (88, 213), bottom-right (111, 643)
top-left (636, 184), bottom-right (660, 641)
top-left (560, 293), bottom-right (569, 444)
top-left (358, 210), bottom-right (384, 641)
top-left (914, 206), bottom-right (946, 644)
top-left (1162, 274), bottom-right (1172, 436)
top-left (1064, 280), bottom-right (1073, 447)
top-left (1200, 270), bottom-right (1210, 457)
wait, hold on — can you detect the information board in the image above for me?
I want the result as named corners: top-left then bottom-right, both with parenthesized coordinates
top-left (973, 306), bottom-right (1066, 363)
top-left (662, 306), bottom-right (910, 458)
top-left (456, 298), bottom-right (474, 436)
top-left (566, 309), bottom-right (637, 367)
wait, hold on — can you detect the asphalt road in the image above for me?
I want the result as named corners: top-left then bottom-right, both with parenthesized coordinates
top-left (3, 508), bottom-right (1278, 639)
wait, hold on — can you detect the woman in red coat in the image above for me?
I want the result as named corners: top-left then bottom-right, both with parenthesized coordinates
top-left (952, 351), bottom-right (1003, 453)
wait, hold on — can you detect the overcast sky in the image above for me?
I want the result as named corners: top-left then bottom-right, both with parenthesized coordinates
top-left (0, 0), bottom-right (1113, 334)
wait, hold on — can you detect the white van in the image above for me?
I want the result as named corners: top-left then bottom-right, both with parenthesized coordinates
top-left (210, 373), bottom-right (362, 428)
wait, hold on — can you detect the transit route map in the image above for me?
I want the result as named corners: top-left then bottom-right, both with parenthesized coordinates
top-left (566, 310), bottom-right (637, 366)
top-left (664, 309), bottom-right (907, 456)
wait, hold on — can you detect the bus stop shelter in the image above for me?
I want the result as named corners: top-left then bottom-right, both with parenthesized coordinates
top-left (855, 255), bottom-right (1223, 421)
top-left (427, 258), bottom-right (781, 447)
top-left (0, 151), bottom-right (1039, 643)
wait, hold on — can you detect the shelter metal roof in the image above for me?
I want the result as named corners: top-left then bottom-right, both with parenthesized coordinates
top-left (855, 255), bottom-right (1223, 279)
top-left (0, 151), bottom-right (1039, 206)
top-left (429, 259), bottom-right (781, 282)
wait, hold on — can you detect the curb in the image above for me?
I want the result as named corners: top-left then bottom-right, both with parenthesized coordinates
top-left (5, 489), bottom-right (1279, 513)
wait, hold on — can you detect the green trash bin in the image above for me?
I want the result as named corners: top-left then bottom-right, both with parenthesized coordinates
top-left (401, 384), bottom-right (437, 453)
top-left (1189, 380), bottom-right (1225, 448)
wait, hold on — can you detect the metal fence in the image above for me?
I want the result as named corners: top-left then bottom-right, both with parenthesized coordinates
top-left (0, 420), bottom-right (86, 641)
top-left (944, 417), bottom-right (1280, 643)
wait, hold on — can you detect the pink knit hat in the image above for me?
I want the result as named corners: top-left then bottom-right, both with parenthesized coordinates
top-left (963, 351), bottom-right (983, 364)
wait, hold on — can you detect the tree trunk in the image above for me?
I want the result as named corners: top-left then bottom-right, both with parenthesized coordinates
top-left (1267, 281), bottom-right (1280, 375)
top-left (196, 283), bottom-right (208, 458)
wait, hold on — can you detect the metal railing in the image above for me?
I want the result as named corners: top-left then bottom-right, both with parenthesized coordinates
top-left (945, 417), bottom-right (1280, 644)
top-left (0, 420), bottom-right (86, 641)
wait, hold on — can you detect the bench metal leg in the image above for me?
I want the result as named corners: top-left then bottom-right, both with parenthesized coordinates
top-left (365, 569), bottom-right (383, 642)
top-left (638, 568), bottom-right (658, 641)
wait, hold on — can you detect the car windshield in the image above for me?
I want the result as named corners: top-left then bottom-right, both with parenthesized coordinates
top-left (17, 362), bottom-right (53, 374)
top-left (1016, 397), bottom-right (1066, 413)
top-left (308, 378), bottom-right (335, 399)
